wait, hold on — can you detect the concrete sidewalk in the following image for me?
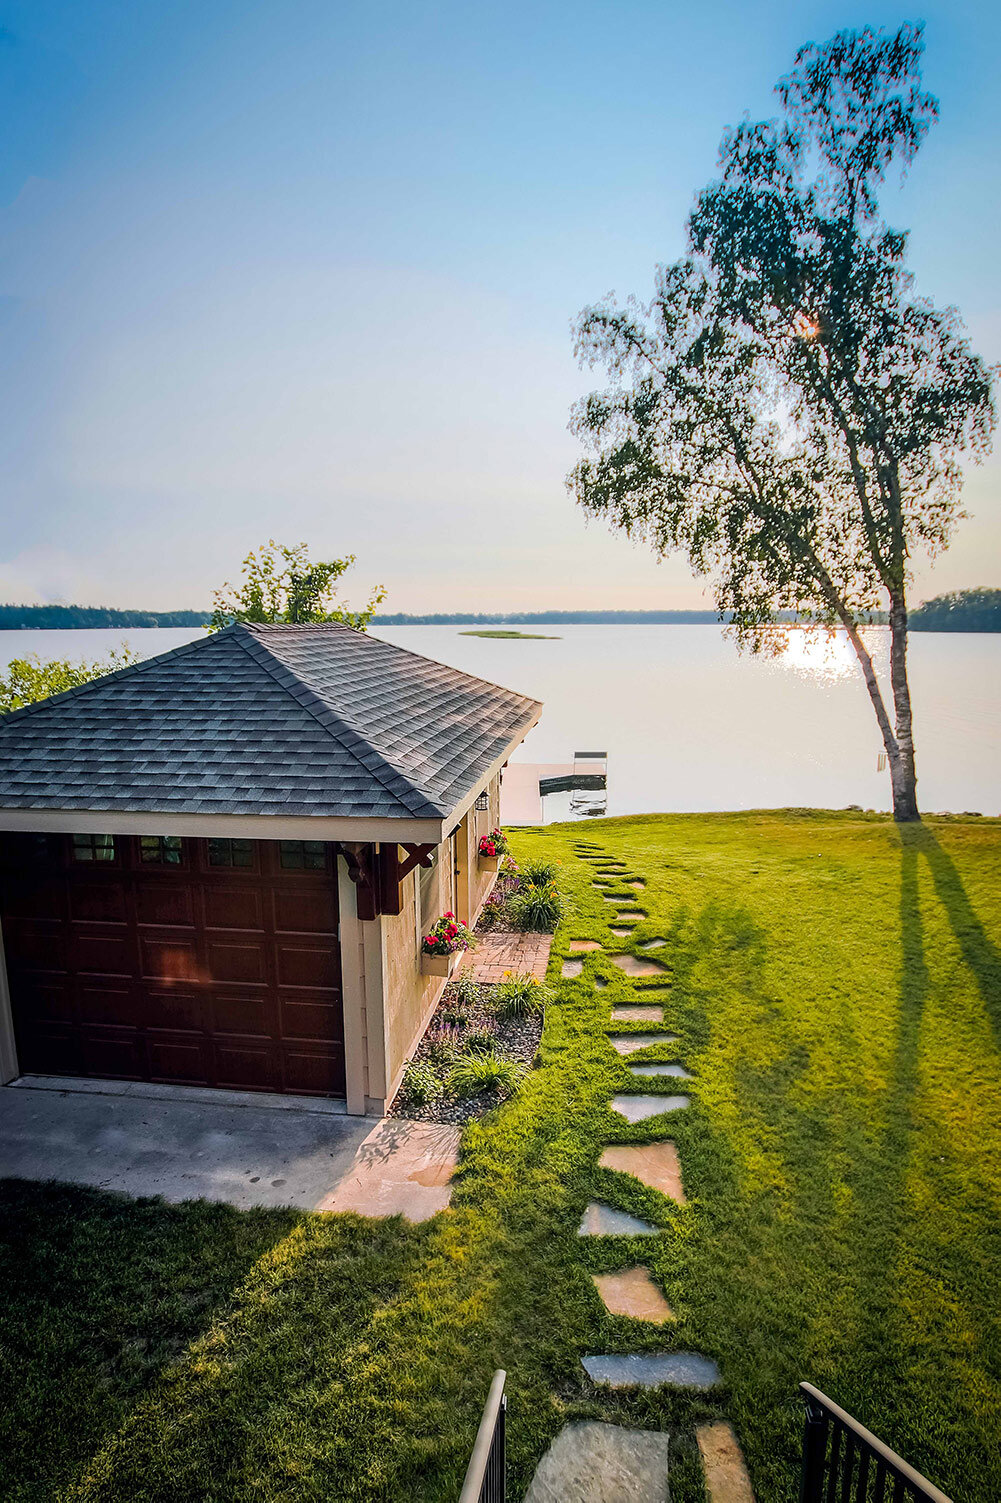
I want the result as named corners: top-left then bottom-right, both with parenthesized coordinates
top-left (0, 1080), bottom-right (460, 1220)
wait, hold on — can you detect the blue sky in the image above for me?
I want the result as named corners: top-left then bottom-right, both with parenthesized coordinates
top-left (0, 0), bottom-right (998, 612)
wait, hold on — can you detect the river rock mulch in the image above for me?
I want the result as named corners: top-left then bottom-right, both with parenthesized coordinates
top-left (387, 978), bottom-right (544, 1126)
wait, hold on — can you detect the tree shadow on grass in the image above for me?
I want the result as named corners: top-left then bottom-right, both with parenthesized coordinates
top-left (0, 1180), bottom-right (303, 1503)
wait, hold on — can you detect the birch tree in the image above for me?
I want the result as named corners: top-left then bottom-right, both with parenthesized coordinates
top-left (569, 24), bottom-right (994, 821)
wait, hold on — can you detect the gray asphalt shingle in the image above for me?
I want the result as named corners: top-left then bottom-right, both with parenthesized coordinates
top-left (0, 623), bottom-right (541, 821)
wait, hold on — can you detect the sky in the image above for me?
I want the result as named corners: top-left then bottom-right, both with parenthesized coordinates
top-left (0, 0), bottom-right (998, 614)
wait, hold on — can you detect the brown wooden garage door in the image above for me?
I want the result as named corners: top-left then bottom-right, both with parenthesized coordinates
top-left (0, 834), bottom-right (345, 1097)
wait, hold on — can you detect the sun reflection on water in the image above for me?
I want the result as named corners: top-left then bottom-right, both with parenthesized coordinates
top-left (774, 626), bottom-right (886, 684)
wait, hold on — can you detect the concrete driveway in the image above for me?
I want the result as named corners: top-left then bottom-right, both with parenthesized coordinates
top-left (0, 1079), bottom-right (461, 1221)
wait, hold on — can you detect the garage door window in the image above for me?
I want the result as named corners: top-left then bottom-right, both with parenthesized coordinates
top-left (72, 833), bottom-right (116, 863)
top-left (207, 837), bottom-right (254, 868)
top-left (279, 840), bottom-right (326, 870)
top-left (139, 835), bottom-right (183, 865)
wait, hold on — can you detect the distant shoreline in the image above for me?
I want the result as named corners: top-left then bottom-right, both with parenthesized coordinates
top-left (0, 604), bottom-right (995, 632)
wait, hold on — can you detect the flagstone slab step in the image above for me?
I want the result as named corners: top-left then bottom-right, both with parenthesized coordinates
top-left (611, 1005), bottom-right (665, 1023)
top-left (522, 1421), bottom-right (671, 1503)
top-left (579, 1200), bottom-right (659, 1237)
top-left (582, 1352), bottom-right (721, 1390)
top-left (608, 1033), bottom-right (678, 1055)
top-left (611, 955), bottom-right (668, 977)
top-left (610, 926), bottom-right (635, 937)
top-left (570, 939), bottom-right (603, 952)
top-left (628, 880), bottom-right (646, 889)
top-left (599, 1142), bottom-right (686, 1203)
top-left (638, 939), bottom-right (667, 951)
top-left (562, 960), bottom-right (584, 978)
top-left (616, 910), bottom-right (647, 921)
top-left (697, 1422), bottom-right (756, 1503)
top-left (612, 1094), bottom-right (690, 1123)
top-left (592, 1266), bottom-right (675, 1323)
top-left (629, 1062), bottom-right (692, 1080)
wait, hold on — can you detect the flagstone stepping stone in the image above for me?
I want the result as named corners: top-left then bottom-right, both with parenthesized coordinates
top-left (592, 880), bottom-right (611, 888)
top-left (592, 1267), bottom-right (675, 1323)
top-left (522, 1421), bottom-right (671, 1503)
top-left (582, 1352), bottom-right (720, 1391)
top-left (611, 1005), bottom-right (665, 1023)
top-left (570, 938), bottom-right (603, 952)
top-left (628, 879), bottom-right (646, 889)
top-left (638, 938), bottom-right (667, 951)
top-left (578, 1200), bottom-right (659, 1236)
top-left (612, 954), bottom-right (668, 977)
top-left (608, 1033), bottom-right (678, 1054)
top-left (616, 910), bottom-right (647, 921)
top-left (696, 1422), bottom-right (756, 1503)
top-left (605, 895), bottom-right (629, 903)
top-left (562, 959), bottom-right (584, 978)
top-left (599, 1142), bottom-right (686, 1203)
top-left (610, 925), bottom-right (635, 937)
top-left (629, 1062), bottom-right (692, 1081)
top-left (611, 1094), bottom-right (690, 1123)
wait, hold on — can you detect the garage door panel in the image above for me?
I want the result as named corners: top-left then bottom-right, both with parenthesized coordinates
top-left (206, 940), bottom-right (267, 986)
top-left (203, 886), bottom-right (264, 932)
top-left (12, 977), bottom-right (74, 1026)
top-left (81, 1027), bottom-right (145, 1080)
top-left (273, 887), bottom-right (337, 935)
top-left (6, 881), bottom-right (68, 923)
top-left (144, 990), bottom-right (203, 1031)
top-left (18, 1023), bottom-right (80, 1076)
top-left (276, 943), bottom-right (339, 990)
top-left (69, 882), bottom-right (128, 924)
top-left (72, 931), bottom-right (132, 976)
top-left (136, 884), bottom-right (195, 927)
top-left (213, 1040), bottom-right (277, 1092)
top-left (210, 990), bottom-right (276, 1036)
top-left (78, 983), bottom-right (139, 1028)
top-left (148, 1035), bottom-right (210, 1084)
top-left (5, 920), bottom-right (66, 972)
top-left (279, 993), bottom-right (344, 1041)
top-left (282, 1045), bottom-right (345, 1096)
top-left (140, 936), bottom-right (202, 983)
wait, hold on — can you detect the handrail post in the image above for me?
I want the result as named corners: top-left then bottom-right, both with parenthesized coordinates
top-left (459, 1369), bottom-right (507, 1503)
top-left (799, 1387), bottom-right (827, 1503)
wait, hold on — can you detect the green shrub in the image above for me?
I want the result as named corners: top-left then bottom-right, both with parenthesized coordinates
top-left (518, 857), bottom-right (560, 886)
top-left (448, 1051), bottom-right (520, 1100)
top-left (438, 1007), bottom-right (468, 1029)
top-left (508, 878), bottom-right (564, 933)
top-left (400, 1060), bottom-right (442, 1106)
top-left (491, 974), bottom-right (551, 1019)
top-left (448, 973), bottom-right (481, 1007)
top-left (424, 1024), bottom-right (464, 1067)
top-left (461, 1023), bottom-right (498, 1055)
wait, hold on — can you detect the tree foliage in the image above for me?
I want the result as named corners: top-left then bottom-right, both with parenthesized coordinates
top-left (210, 540), bottom-right (385, 631)
top-left (569, 24), bottom-right (995, 820)
top-left (0, 648), bottom-right (140, 713)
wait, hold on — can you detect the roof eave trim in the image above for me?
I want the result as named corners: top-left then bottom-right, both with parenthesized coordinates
top-left (0, 808), bottom-right (446, 844)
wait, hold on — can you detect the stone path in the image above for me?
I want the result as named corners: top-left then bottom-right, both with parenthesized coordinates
top-left (460, 930), bottom-right (552, 982)
top-left (592, 1267), bottom-right (676, 1323)
top-left (611, 1094), bottom-right (690, 1123)
top-left (523, 1422), bottom-right (671, 1503)
top-left (608, 1032), bottom-right (678, 1055)
top-left (570, 938), bottom-right (603, 952)
top-left (582, 1352), bottom-right (720, 1390)
top-left (599, 1142), bottom-right (686, 1203)
top-left (579, 1200), bottom-right (659, 1237)
top-left (563, 958), bottom-right (584, 978)
top-left (555, 841), bottom-right (753, 1501)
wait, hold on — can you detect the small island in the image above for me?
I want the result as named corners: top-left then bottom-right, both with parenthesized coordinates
top-left (459, 628), bottom-right (560, 640)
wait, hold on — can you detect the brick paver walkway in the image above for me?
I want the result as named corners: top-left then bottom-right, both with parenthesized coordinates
top-left (459, 930), bottom-right (553, 983)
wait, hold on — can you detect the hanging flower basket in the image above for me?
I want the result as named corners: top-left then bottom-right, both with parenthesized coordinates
top-left (420, 913), bottom-right (471, 976)
top-left (478, 828), bottom-right (510, 870)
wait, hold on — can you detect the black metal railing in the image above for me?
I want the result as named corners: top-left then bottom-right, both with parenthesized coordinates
top-left (800, 1383), bottom-right (953, 1503)
top-left (459, 1369), bottom-right (507, 1503)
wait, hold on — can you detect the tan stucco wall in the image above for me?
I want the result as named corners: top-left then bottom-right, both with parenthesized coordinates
top-left (367, 770), bottom-right (503, 1112)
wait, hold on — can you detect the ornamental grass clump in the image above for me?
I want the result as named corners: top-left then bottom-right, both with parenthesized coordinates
top-left (449, 1051), bottom-right (520, 1100)
top-left (491, 973), bottom-right (551, 1019)
top-left (424, 1024), bottom-right (464, 1067)
top-left (518, 857), bottom-right (560, 886)
top-left (508, 877), bottom-right (564, 933)
top-left (461, 1022), bottom-right (499, 1055)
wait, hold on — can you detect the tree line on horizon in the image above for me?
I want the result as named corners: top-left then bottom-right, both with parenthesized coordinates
top-left (0, 593), bottom-right (998, 631)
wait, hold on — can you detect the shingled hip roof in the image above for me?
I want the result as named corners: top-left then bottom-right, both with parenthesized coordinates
top-left (0, 623), bottom-right (541, 825)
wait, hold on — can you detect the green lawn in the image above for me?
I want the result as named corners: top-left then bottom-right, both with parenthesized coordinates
top-left (1, 812), bottom-right (999, 1502)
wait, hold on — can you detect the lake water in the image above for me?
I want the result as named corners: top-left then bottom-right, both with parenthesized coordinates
top-left (1, 625), bottom-right (998, 818)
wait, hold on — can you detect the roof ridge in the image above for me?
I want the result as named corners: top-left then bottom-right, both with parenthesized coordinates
top-left (0, 630), bottom-right (223, 728)
top-left (230, 624), bottom-right (445, 820)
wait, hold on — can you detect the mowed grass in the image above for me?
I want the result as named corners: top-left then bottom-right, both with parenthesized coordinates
top-left (1, 812), bottom-right (999, 1502)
